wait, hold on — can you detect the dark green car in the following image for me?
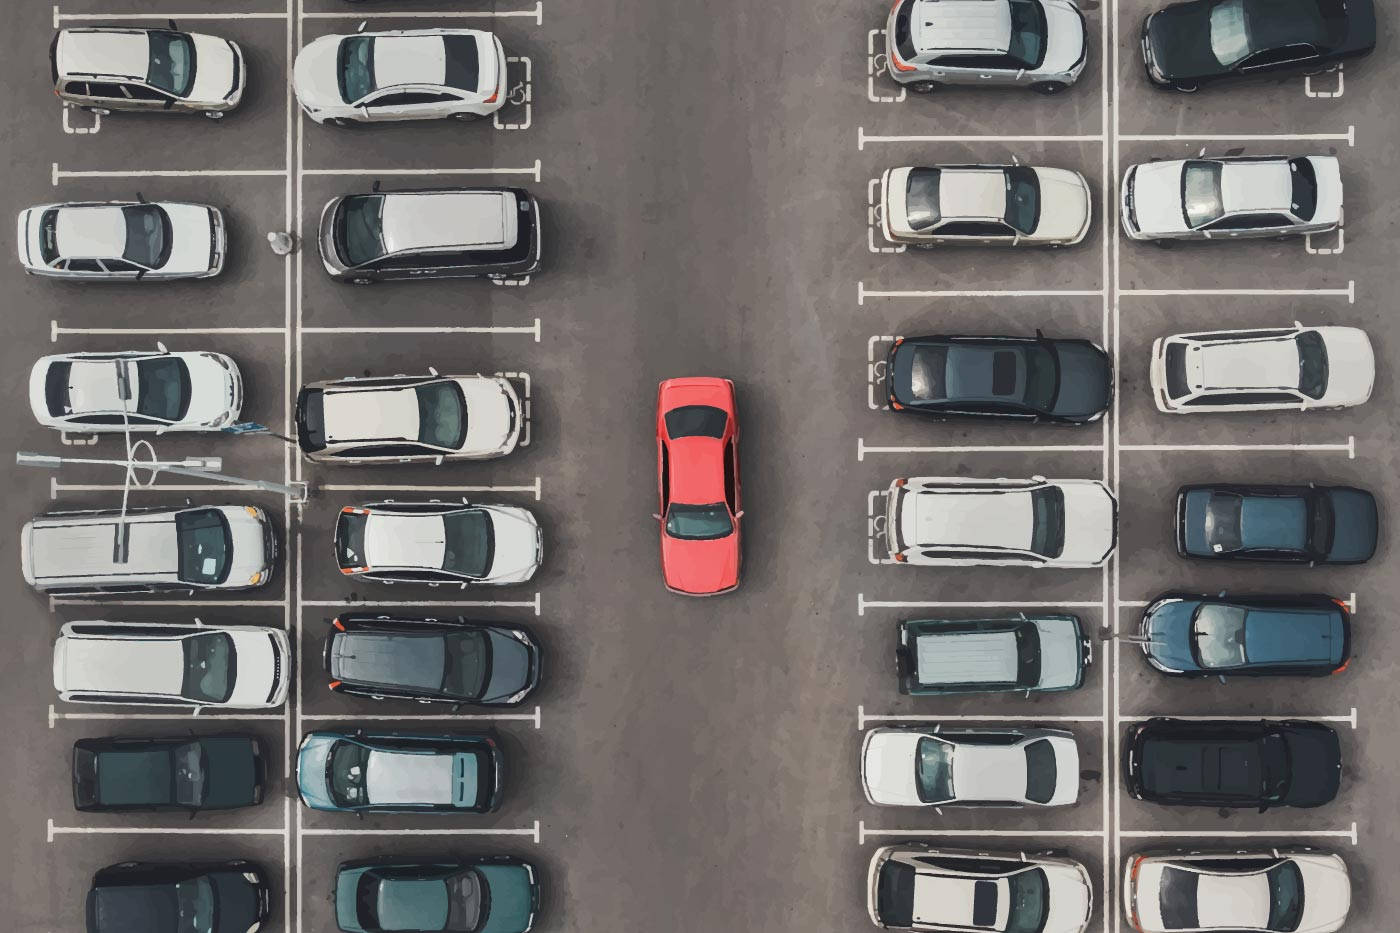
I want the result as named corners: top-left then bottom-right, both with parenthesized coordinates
top-left (335, 858), bottom-right (539, 933)
top-left (73, 734), bottom-right (265, 812)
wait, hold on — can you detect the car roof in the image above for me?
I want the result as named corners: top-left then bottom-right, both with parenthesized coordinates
top-left (331, 631), bottom-right (448, 690)
top-left (58, 634), bottom-right (185, 695)
top-left (379, 191), bottom-right (519, 253)
top-left (1220, 160), bottom-right (1294, 214)
top-left (912, 872), bottom-right (1009, 929)
top-left (323, 385), bottom-right (420, 444)
top-left (30, 515), bottom-right (179, 580)
top-left (949, 740), bottom-right (1030, 800)
top-left (911, 0), bottom-right (1013, 54)
top-left (915, 630), bottom-right (1020, 684)
top-left (55, 206), bottom-right (127, 260)
top-left (939, 169), bottom-right (1007, 220)
top-left (363, 512), bottom-right (448, 570)
top-left (908, 487), bottom-right (1033, 550)
top-left (58, 29), bottom-right (149, 80)
top-left (365, 748), bottom-right (460, 805)
top-left (667, 437), bottom-right (726, 503)
top-left (1194, 336), bottom-right (1301, 391)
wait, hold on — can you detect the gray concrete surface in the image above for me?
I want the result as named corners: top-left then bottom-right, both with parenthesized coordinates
top-left (0, 0), bottom-right (1395, 930)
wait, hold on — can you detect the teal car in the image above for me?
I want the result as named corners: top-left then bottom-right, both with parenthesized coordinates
top-left (335, 858), bottom-right (540, 933)
top-left (296, 730), bottom-right (503, 813)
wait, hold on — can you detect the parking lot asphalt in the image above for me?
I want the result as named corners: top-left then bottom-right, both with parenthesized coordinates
top-left (1, 0), bottom-right (1396, 931)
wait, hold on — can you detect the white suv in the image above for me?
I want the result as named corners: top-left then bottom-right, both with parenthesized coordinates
top-left (1150, 324), bottom-right (1374, 414)
top-left (52, 621), bottom-right (290, 708)
top-left (881, 164), bottom-right (1092, 247)
top-left (29, 348), bottom-right (242, 432)
top-left (18, 200), bottom-right (227, 280)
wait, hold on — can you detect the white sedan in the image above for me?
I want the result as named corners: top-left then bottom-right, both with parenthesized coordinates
top-left (884, 476), bottom-right (1116, 567)
top-left (1123, 850), bottom-right (1350, 933)
top-left (881, 164), bottom-right (1092, 247)
top-left (1150, 324), bottom-right (1374, 414)
top-left (1122, 155), bottom-right (1342, 242)
top-left (862, 727), bottom-right (1080, 807)
top-left (335, 501), bottom-right (542, 587)
top-left (29, 348), bottom-right (242, 432)
top-left (17, 199), bottom-right (226, 279)
top-left (294, 28), bottom-right (507, 125)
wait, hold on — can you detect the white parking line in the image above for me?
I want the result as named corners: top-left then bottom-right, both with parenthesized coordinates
top-left (859, 706), bottom-right (1105, 729)
top-left (302, 594), bottom-right (542, 616)
top-left (1119, 127), bottom-right (1354, 146)
top-left (301, 821), bottom-right (541, 843)
top-left (859, 821), bottom-right (1104, 844)
top-left (1305, 225), bottom-right (1345, 255)
top-left (859, 438), bottom-right (1103, 460)
top-left (320, 478), bottom-right (542, 500)
top-left (303, 162), bottom-right (542, 183)
top-left (858, 594), bottom-right (1106, 616)
top-left (302, 321), bottom-right (542, 343)
top-left (51, 479), bottom-right (263, 497)
top-left (53, 320), bottom-right (285, 341)
top-left (49, 705), bottom-right (285, 727)
top-left (858, 127), bottom-right (1103, 149)
top-left (1120, 825), bottom-right (1358, 844)
top-left (53, 6), bottom-right (288, 25)
top-left (859, 282), bottom-right (1104, 305)
top-left (52, 164), bottom-right (284, 184)
top-left (493, 56), bottom-right (533, 131)
top-left (49, 597), bottom-right (288, 609)
top-left (303, 2), bottom-right (543, 25)
top-left (866, 489), bottom-right (893, 565)
top-left (1120, 437), bottom-right (1355, 458)
top-left (303, 707), bottom-right (542, 729)
top-left (1120, 709), bottom-right (1358, 728)
top-left (1304, 65), bottom-right (1344, 98)
top-left (48, 820), bottom-right (285, 842)
top-left (61, 103), bottom-right (100, 135)
top-left (1120, 281), bottom-right (1354, 302)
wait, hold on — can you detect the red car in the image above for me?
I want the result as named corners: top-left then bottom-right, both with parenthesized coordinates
top-left (654, 377), bottom-right (742, 595)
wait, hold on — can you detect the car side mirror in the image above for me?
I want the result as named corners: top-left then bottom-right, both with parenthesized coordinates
top-left (156, 340), bottom-right (168, 354)
top-left (434, 455), bottom-right (444, 466)
top-left (735, 510), bottom-right (744, 519)
top-left (356, 20), bottom-right (368, 33)
top-left (427, 366), bottom-right (439, 376)
top-left (652, 513), bottom-right (662, 521)
top-left (168, 18), bottom-right (178, 30)
top-left (371, 179), bottom-right (382, 193)
top-left (163, 99), bottom-right (175, 109)
top-left (136, 191), bottom-right (148, 204)
top-left (1217, 675), bottom-right (1227, 685)
top-left (135, 269), bottom-right (147, 280)
top-left (187, 808), bottom-right (198, 821)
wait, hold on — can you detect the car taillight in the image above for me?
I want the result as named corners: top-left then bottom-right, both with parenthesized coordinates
top-left (340, 566), bottom-right (366, 575)
top-left (891, 400), bottom-right (904, 410)
top-left (893, 552), bottom-right (907, 562)
top-left (892, 337), bottom-right (904, 347)
top-left (1127, 857), bottom-right (1146, 931)
top-left (484, 89), bottom-right (498, 103)
top-left (1332, 597), bottom-right (1351, 611)
top-left (1331, 657), bottom-right (1351, 675)
top-left (342, 506), bottom-right (369, 515)
top-left (328, 680), bottom-right (341, 689)
top-left (894, 478), bottom-right (907, 488)
top-left (332, 618), bottom-right (345, 631)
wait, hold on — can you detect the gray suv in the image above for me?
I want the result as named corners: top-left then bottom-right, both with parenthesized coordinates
top-left (896, 615), bottom-right (1091, 695)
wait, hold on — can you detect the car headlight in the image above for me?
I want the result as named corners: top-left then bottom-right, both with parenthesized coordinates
top-left (248, 571), bottom-right (264, 586)
top-left (509, 629), bottom-right (532, 644)
top-left (210, 411), bottom-right (232, 427)
top-left (245, 506), bottom-right (263, 519)
top-left (242, 872), bottom-right (260, 884)
top-left (502, 686), bottom-right (532, 705)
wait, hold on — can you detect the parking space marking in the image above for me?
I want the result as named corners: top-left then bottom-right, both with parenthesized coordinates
top-left (859, 438), bottom-right (1103, 460)
top-left (51, 321), bottom-right (286, 341)
top-left (52, 164), bottom-right (284, 185)
top-left (493, 56), bottom-right (533, 131)
top-left (61, 103), bottom-right (99, 135)
top-left (858, 594), bottom-right (1105, 616)
top-left (866, 490), bottom-right (895, 565)
top-left (48, 820), bottom-right (285, 841)
top-left (303, 2), bottom-right (544, 25)
top-left (304, 707), bottom-right (542, 729)
top-left (866, 30), bottom-right (905, 104)
top-left (1119, 126), bottom-right (1354, 146)
top-left (58, 430), bottom-right (98, 446)
top-left (302, 821), bottom-right (542, 843)
top-left (302, 321), bottom-right (542, 343)
top-left (49, 705), bottom-right (285, 727)
top-left (320, 478), bottom-right (543, 501)
top-left (867, 179), bottom-right (905, 255)
top-left (859, 707), bottom-right (1105, 729)
top-left (303, 161), bottom-right (543, 183)
top-left (1120, 281), bottom-right (1355, 302)
top-left (53, 7), bottom-right (288, 25)
top-left (302, 594), bottom-right (542, 616)
top-left (49, 596), bottom-right (287, 609)
top-left (1304, 65), bottom-right (1344, 98)
top-left (1305, 225), bottom-right (1345, 256)
top-left (859, 282), bottom-right (1104, 304)
top-left (858, 127), bottom-right (1103, 149)
top-left (859, 822), bottom-right (1104, 843)
top-left (1120, 825), bottom-right (1358, 844)
top-left (867, 335), bottom-right (897, 409)
top-left (50, 478), bottom-right (264, 497)
top-left (1120, 437), bottom-right (1355, 458)
top-left (1120, 709), bottom-right (1358, 728)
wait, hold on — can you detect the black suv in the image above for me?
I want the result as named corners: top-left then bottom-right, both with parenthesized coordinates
top-left (1124, 718), bottom-right (1342, 809)
top-left (73, 735), bottom-right (265, 813)
top-left (87, 861), bottom-right (270, 933)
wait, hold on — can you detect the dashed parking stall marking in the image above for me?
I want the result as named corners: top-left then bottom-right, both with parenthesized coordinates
top-left (1119, 436), bottom-right (1355, 458)
top-left (859, 282), bottom-right (1104, 305)
top-left (302, 594), bottom-right (543, 616)
top-left (493, 57), bottom-right (533, 131)
top-left (61, 103), bottom-right (99, 135)
top-left (858, 438), bottom-right (1103, 460)
top-left (1119, 825), bottom-right (1358, 844)
top-left (866, 489), bottom-right (894, 565)
top-left (857, 594), bottom-right (1106, 616)
top-left (302, 161), bottom-right (543, 183)
top-left (867, 335), bottom-right (898, 410)
top-left (302, 2), bottom-right (544, 25)
top-left (858, 707), bottom-right (1105, 729)
top-left (301, 321), bottom-right (542, 343)
top-left (303, 707), bottom-right (542, 729)
top-left (1118, 126), bottom-right (1355, 146)
top-left (1119, 281), bottom-right (1355, 302)
top-left (866, 30), bottom-right (906, 104)
top-left (301, 821), bottom-right (542, 843)
top-left (1304, 65), bottom-right (1344, 98)
top-left (857, 127), bottom-right (1104, 149)
top-left (859, 822), bottom-right (1105, 844)
top-left (867, 179), bottom-right (905, 255)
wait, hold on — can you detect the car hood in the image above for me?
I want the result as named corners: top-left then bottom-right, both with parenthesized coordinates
top-left (661, 531), bottom-right (740, 595)
top-left (1144, 1), bottom-right (1223, 83)
top-left (223, 507), bottom-right (273, 586)
top-left (1295, 855), bottom-right (1352, 933)
top-left (1129, 161), bottom-right (1190, 235)
top-left (187, 34), bottom-right (238, 104)
top-left (296, 733), bottom-right (339, 809)
top-left (476, 864), bottom-right (536, 933)
top-left (293, 34), bottom-right (345, 111)
top-left (862, 731), bottom-right (923, 806)
top-left (1030, 168), bottom-right (1091, 243)
top-left (1050, 341), bottom-right (1112, 420)
top-left (201, 736), bottom-right (261, 808)
top-left (1141, 598), bottom-right (1199, 673)
top-left (1041, 861), bottom-right (1093, 933)
top-left (1058, 482), bottom-right (1117, 565)
top-left (161, 203), bottom-right (218, 274)
top-left (481, 629), bottom-right (535, 703)
top-left (1315, 327), bottom-right (1374, 407)
top-left (1041, 0), bottom-right (1088, 74)
top-left (1034, 617), bottom-right (1087, 690)
top-left (226, 628), bottom-right (288, 708)
top-left (881, 167), bottom-right (918, 239)
top-left (1335, 0), bottom-right (1376, 55)
top-left (1323, 487), bottom-right (1377, 563)
top-left (1307, 156), bottom-right (1344, 227)
top-left (18, 208), bottom-right (43, 270)
top-left (1280, 724), bottom-right (1342, 807)
top-left (182, 352), bottom-right (240, 425)
top-left (459, 377), bottom-right (520, 456)
top-left (482, 506), bottom-right (540, 584)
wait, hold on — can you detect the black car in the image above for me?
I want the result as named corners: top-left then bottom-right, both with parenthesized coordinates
top-left (1175, 483), bottom-right (1378, 565)
top-left (885, 333), bottom-right (1112, 424)
top-left (1141, 0), bottom-right (1375, 92)
top-left (325, 614), bottom-right (541, 707)
top-left (1139, 592), bottom-right (1351, 677)
top-left (86, 861), bottom-right (270, 933)
top-left (73, 735), bottom-right (265, 813)
top-left (1124, 718), bottom-right (1341, 809)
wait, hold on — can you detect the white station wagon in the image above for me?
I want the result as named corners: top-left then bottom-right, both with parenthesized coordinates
top-left (51, 26), bottom-right (245, 117)
top-left (1122, 155), bottom-right (1342, 242)
top-left (885, 476), bottom-right (1116, 567)
top-left (18, 200), bottom-right (226, 280)
top-left (881, 164), bottom-right (1092, 247)
top-left (29, 348), bottom-right (242, 432)
top-left (52, 620), bottom-right (290, 709)
top-left (862, 726), bottom-right (1080, 807)
top-left (1150, 324), bottom-right (1374, 414)
top-left (293, 28), bottom-right (508, 125)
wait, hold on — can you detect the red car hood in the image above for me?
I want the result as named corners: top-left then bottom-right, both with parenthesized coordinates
top-left (661, 530), bottom-right (740, 595)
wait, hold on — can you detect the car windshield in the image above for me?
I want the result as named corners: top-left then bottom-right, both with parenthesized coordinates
top-left (181, 632), bottom-right (235, 704)
top-left (175, 877), bottom-right (216, 933)
top-left (665, 502), bottom-right (734, 541)
top-left (1007, 0), bottom-right (1050, 68)
top-left (1289, 158), bottom-right (1318, 221)
top-left (337, 196), bottom-right (388, 267)
top-left (664, 405), bottom-right (728, 439)
top-left (1015, 624), bottom-right (1043, 687)
top-left (1023, 739), bottom-right (1058, 804)
top-left (1204, 493), bottom-right (1244, 552)
top-left (1183, 161), bottom-right (1225, 228)
top-left (907, 346), bottom-right (947, 400)
top-left (1158, 867), bottom-right (1201, 929)
top-left (336, 511), bottom-right (368, 569)
top-left (442, 510), bottom-right (493, 577)
top-left (914, 737), bottom-right (954, 803)
top-left (1261, 732), bottom-right (1292, 800)
top-left (328, 740), bottom-right (370, 807)
top-left (1191, 603), bottom-right (1248, 669)
top-left (38, 208), bottom-right (61, 264)
top-left (1295, 330), bottom-right (1327, 399)
top-left (1029, 486), bottom-right (1066, 559)
top-left (132, 357), bottom-right (192, 421)
top-left (338, 36), bottom-right (376, 102)
top-left (122, 204), bottom-right (173, 269)
top-left (147, 31), bottom-right (196, 97)
top-left (1266, 861), bottom-right (1305, 930)
top-left (1024, 343), bottom-right (1059, 411)
top-left (442, 630), bottom-right (490, 698)
top-left (1004, 868), bottom-right (1050, 933)
top-left (172, 741), bottom-right (207, 806)
top-left (1307, 492), bottom-right (1333, 556)
top-left (1003, 166), bottom-right (1041, 235)
top-left (176, 508), bottom-right (233, 585)
top-left (1209, 0), bottom-right (1253, 67)
top-left (904, 168), bottom-right (941, 232)
top-left (417, 382), bottom-right (468, 449)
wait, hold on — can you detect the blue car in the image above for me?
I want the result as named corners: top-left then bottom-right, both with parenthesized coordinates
top-left (1175, 483), bottom-right (1378, 565)
top-left (1139, 593), bottom-right (1351, 677)
top-left (335, 857), bottom-right (540, 933)
top-left (296, 731), bottom-right (503, 813)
